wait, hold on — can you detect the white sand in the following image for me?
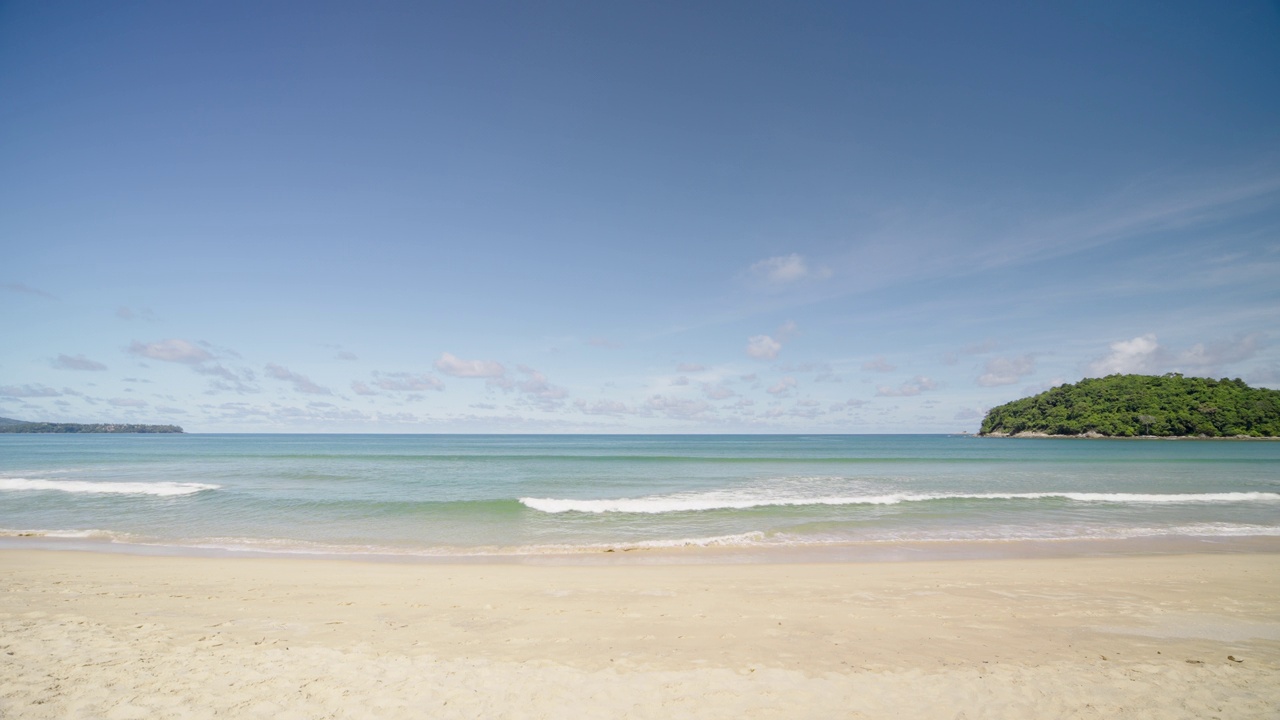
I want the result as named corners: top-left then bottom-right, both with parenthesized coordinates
top-left (2, 550), bottom-right (1278, 718)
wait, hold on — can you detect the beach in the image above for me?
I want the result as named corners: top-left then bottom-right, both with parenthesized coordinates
top-left (3, 549), bottom-right (1278, 719)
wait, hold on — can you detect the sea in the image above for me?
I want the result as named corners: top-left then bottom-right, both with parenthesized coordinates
top-left (2, 434), bottom-right (1278, 561)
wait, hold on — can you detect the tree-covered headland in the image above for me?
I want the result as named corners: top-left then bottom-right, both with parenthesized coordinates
top-left (0, 417), bottom-right (183, 434)
top-left (979, 374), bottom-right (1280, 437)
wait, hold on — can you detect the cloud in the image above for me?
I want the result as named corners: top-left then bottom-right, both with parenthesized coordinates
top-left (264, 364), bottom-right (332, 395)
top-left (128, 339), bottom-right (213, 364)
top-left (702, 383), bottom-right (735, 400)
top-left (2, 282), bottom-right (57, 299)
top-left (435, 353), bottom-right (506, 379)
top-left (954, 408), bottom-right (983, 421)
top-left (861, 356), bottom-right (896, 373)
top-left (373, 372), bottom-right (444, 392)
top-left (587, 337), bottom-right (623, 349)
top-left (1089, 333), bottom-right (1264, 378)
top-left (52, 354), bottom-right (107, 371)
top-left (1089, 334), bottom-right (1159, 375)
top-left (676, 363), bottom-right (706, 373)
top-left (977, 355), bottom-right (1036, 387)
top-left (748, 254), bottom-right (831, 287)
top-left (515, 366), bottom-right (568, 409)
top-left (0, 384), bottom-right (61, 398)
top-left (775, 320), bottom-right (799, 342)
top-left (941, 339), bottom-right (998, 365)
top-left (767, 377), bottom-right (797, 395)
top-left (575, 399), bottom-right (632, 416)
top-left (876, 376), bottom-right (939, 397)
top-left (195, 364), bottom-right (259, 394)
top-left (336, 351), bottom-right (358, 361)
top-left (108, 397), bottom-right (149, 408)
top-left (647, 395), bottom-right (711, 420)
top-left (116, 306), bottom-right (157, 321)
top-left (351, 381), bottom-right (377, 396)
top-left (1175, 334), bottom-right (1263, 374)
top-left (829, 398), bottom-right (869, 411)
top-left (746, 335), bottom-right (782, 360)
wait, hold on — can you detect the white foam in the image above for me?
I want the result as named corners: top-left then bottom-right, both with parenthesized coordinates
top-left (0, 478), bottom-right (219, 496)
top-left (519, 491), bottom-right (1280, 514)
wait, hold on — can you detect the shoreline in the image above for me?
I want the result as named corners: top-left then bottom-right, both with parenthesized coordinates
top-left (3, 549), bottom-right (1278, 718)
top-left (3, 532), bottom-right (1279, 566)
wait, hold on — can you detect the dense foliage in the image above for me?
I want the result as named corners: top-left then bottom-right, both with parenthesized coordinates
top-left (979, 374), bottom-right (1280, 437)
top-left (0, 417), bottom-right (183, 433)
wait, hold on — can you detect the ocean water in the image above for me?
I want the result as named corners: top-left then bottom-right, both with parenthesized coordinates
top-left (1, 434), bottom-right (1278, 558)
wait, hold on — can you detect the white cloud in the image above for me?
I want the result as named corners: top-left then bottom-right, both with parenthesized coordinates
top-left (749, 254), bottom-right (831, 286)
top-left (1089, 333), bottom-right (1264, 378)
top-left (351, 381), bottom-right (377, 396)
top-left (374, 372), bottom-right (444, 392)
top-left (52, 354), bottom-right (106, 371)
top-left (0, 384), bottom-right (61, 398)
top-left (647, 395), bottom-right (711, 420)
top-left (336, 351), bottom-right (358, 361)
top-left (435, 353), bottom-right (506, 379)
top-left (1089, 334), bottom-right (1160, 375)
top-left (861, 356), bottom-right (896, 373)
top-left (876, 376), bottom-right (939, 397)
top-left (676, 363), bottom-right (706, 372)
top-left (575, 399), bottom-right (632, 416)
top-left (108, 397), bottom-right (148, 408)
top-left (265, 364), bottom-right (332, 395)
top-left (128, 339), bottom-right (212, 364)
top-left (702, 383), bottom-right (735, 400)
top-left (767, 377), bottom-right (797, 395)
top-left (516, 366), bottom-right (568, 407)
top-left (1174, 333), bottom-right (1263, 373)
top-left (746, 335), bottom-right (782, 360)
top-left (977, 355), bottom-right (1036, 387)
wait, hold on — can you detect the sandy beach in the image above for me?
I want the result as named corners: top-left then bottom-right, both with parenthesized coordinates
top-left (2, 549), bottom-right (1278, 718)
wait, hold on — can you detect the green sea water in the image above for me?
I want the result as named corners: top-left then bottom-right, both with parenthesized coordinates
top-left (1, 434), bottom-right (1277, 557)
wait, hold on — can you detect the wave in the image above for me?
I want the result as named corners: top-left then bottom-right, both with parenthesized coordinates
top-left (519, 491), bottom-right (1280, 514)
top-left (0, 478), bottom-right (219, 496)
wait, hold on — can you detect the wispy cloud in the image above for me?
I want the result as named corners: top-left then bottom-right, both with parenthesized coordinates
top-left (2, 282), bottom-right (57, 300)
top-left (128, 339), bottom-right (213, 364)
top-left (373, 372), bottom-right (444, 392)
top-left (0, 384), bottom-right (61, 398)
top-left (748, 254), bottom-right (831, 288)
top-left (435, 352), bottom-right (506, 379)
top-left (264, 364), bottom-right (332, 395)
top-left (977, 355), bottom-right (1036, 387)
top-left (861, 356), bottom-right (896, 373)
top-left (52, 354), bottom-right (107, 371)
top-left (876, 376), bottom-right (939, 397)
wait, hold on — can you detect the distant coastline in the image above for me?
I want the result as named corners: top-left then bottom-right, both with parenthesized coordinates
top-left (0, 417), bottom-right (183, 434)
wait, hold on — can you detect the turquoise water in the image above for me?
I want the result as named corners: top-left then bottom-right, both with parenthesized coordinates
top-left (1, 434), bottom-right (1278, 556)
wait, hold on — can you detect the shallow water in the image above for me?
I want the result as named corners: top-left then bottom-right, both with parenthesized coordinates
top-left (1, 434), bottom-right (1277, 557)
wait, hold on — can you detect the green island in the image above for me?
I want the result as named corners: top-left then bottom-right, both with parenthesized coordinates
top-left (0, 417), bottom-right (183, 434)
top-left (979, 374), bottom-right (1280, 438)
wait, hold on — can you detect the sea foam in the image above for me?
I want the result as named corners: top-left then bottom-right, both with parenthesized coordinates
top-left (0, 478), bottom-right (219, 496)
top-left (519, 491), bottom-right (1280, 514)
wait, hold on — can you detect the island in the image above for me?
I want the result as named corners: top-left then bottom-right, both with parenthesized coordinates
top-left (0, 416), bottom-right (184, 434)
top-left (979, 373), bottom-right (1280, 438)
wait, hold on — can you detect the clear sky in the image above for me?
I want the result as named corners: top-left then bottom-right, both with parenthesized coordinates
top-left (3, 1), bottom-right (1279, 432)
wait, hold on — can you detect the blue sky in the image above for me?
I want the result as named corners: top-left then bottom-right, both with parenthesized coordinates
top-left (3, 1), bottom-right (1279, 432)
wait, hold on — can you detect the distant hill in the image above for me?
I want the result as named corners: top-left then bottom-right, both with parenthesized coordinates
top-left (979, 374), bottom-right (1280, 438)
top-left (0, 417), bottom-right (184, 434)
